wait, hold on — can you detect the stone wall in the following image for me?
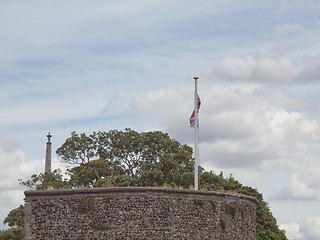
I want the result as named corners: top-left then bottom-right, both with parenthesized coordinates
top-left (24, 187), bottom-right (258, 240)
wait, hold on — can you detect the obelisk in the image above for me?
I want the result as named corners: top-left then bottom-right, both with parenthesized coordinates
top-left (45, 133), bottom-right (52, 173)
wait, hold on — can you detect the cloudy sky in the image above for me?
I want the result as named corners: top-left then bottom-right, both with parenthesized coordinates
top-left (1, 0), bottom-right (320, 239)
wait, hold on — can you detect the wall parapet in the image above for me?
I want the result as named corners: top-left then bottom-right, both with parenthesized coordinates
top-left (25, 187), bottom-right (259, 203)
top-left (25, 187), bottom-right (258, 239)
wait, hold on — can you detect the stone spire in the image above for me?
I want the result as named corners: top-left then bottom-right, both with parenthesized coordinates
top-left (45, 133), bottom-right (52, 173)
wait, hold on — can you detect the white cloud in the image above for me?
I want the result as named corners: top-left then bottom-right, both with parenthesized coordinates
top-left (0, 137), bottom-right (46, 229)
top-left (280, 222), bottom-right (303, 240)
top-left (0, 137), bottom-right (68, 229)
top-left (209, 56), bottom-right (297, 83)
top-left (202, 23), bottom-right (320, 85)
top-left (281, 218), bottom-right (320, 240)
top-left (0, 149), bottom-right (27, 189)
top-left (279, 174), bottom-right (320, 200)
top-left (216, 57), bottom-right (255, 80)
top-left (131, 84), bottom-right (319, 170)
top-left (302, 217), bottom-right (320, 240)
top-left (0, 189), bottom-right (25, 230)
top-left (276, 154), bottom-right (320, 201)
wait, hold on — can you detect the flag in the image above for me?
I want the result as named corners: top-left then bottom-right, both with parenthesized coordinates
top-left (197, 94), bottom-right (201, 111)
top-left (190, 110), bottom-right (196, 127)
top-left (190, 94), bottom-right (201, 127)
top-left (189, 110), bottom-right (199, 127)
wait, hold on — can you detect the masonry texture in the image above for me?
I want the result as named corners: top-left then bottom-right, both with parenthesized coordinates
top-left (24, 187), bottom-right (258, 240)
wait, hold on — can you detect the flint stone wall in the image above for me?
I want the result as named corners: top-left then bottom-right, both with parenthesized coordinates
top-left (24, 187), bottom-right (258, 240)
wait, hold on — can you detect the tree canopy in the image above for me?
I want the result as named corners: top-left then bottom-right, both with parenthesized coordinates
top-left (56, 129), bottom-right (194, 187)
top-left (3, 205), bottom-right (24, 228)
top-left (1, 205), bottom-right (25, 240)
top-left (4, 129), bottom-right (287, 240)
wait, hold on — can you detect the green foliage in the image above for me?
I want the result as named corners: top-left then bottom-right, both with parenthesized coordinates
top-left (3, 205), bottom-right (24, 227)
top-left (67, 160), bottom-right (125, 188)
top-left (1, 205), bottom-right (24, 240)
top-left (199, 170), bottom-right (226, 191)
top-left (255, 201), bottom-right (288, 240)
top-left (56, 131), bottom-right (97, 165)
top-left (56, 129), bottom-right (194, 188)
top-left (257, 229), bottom-right (287, 240)
top-left (19, 169), bottom-right (68, 190)
top-left (0, 227), bottom-right (24, 240)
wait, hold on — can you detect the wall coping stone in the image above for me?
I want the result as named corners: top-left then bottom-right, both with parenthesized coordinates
top-left (24, 187), bottom-right (259, 204)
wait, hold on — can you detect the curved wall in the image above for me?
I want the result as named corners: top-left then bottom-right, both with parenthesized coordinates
top-left (24, 187), bottom-right (258, 240)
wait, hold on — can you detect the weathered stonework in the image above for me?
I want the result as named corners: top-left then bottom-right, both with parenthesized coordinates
top-left (24, 187), bottom-right (258, 240)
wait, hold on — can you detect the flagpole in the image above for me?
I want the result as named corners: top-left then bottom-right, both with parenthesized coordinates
top-left (194, 77), bottom-right (199, 190)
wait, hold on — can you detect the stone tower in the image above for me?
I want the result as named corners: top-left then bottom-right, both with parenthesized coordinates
top-left (45, 133), bottom-right (52, 173)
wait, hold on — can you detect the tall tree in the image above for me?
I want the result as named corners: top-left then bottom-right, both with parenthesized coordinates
top-left (56, 129), bottom-right (193, 183)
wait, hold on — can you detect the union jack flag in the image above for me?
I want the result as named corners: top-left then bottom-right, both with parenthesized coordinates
top-left (190, 94), bottom-right (201, 127)
top-left (196, 94), bottom-right (201, 110)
